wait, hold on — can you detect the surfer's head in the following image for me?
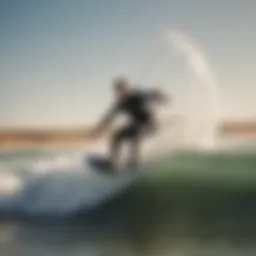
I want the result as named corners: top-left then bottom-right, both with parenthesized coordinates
top-left (113, 77), bottom-right (130, 99)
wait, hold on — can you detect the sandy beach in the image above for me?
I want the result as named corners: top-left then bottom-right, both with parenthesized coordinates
top-left (0, 120), bottom-right (255, 150)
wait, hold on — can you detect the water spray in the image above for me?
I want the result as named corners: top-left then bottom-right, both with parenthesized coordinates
top-left (140, 29), bottom-right (221, 160)
top-left (166, 30), bottom-right (221, 148)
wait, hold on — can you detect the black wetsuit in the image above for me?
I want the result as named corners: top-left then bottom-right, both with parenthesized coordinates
top-left (99, 89), bottom-right (161, 166)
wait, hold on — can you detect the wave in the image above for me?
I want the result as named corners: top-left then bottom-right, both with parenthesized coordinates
top-left (0, 145), bottom-right (255, 218)
top-left (0, 150), bottom-right (139, 216)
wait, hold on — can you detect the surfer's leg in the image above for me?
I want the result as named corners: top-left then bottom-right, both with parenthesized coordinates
top-left (128, 134), bottom-right (140, 167)
top-left (110, 126), bottom-right (132, 165)
top-left (110, 125), bottom-right (138, 167)
top-left (127, 122), bottom-right (157, 167)
top-left (110, 131), bottom-right (122, 165)
top-left (125, 124), bottom-right (142, 167)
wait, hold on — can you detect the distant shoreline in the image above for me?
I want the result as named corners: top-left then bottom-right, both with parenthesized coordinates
top-left (0, 120), bottom-right (255, 150)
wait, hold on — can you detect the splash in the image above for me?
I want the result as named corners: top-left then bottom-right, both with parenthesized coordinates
top-left (166, 30), bottom-right (221, 149)
top-left (0, 152), bottom-right (137, 215)
top-left (141, 30), bottom-right (222, 159)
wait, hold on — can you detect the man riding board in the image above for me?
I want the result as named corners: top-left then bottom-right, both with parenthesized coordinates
top-left (92, 77), bottom-right (169, 169)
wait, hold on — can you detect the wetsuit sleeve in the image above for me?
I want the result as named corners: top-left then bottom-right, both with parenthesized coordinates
top-left (143, 89), bottom-right (166, 103)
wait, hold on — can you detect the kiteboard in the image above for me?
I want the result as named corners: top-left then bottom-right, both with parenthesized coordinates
top-left (87, 154), bottom-right (138, 175)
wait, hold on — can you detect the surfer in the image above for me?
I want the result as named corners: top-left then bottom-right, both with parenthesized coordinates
top-left (91, 77), bottom-right (169, 168)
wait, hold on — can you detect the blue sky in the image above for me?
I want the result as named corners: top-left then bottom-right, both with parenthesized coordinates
top-left (1, 0), bottom-right (256, 128)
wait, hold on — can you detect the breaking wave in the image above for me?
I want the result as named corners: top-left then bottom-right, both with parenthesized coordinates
top-left (0, 149), bottom-right (138, 216)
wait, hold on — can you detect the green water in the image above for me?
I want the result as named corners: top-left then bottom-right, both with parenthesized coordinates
top-left (85, 151), bottom-right (256, 255)
top-left (0, 149), bottom-right (256, 255)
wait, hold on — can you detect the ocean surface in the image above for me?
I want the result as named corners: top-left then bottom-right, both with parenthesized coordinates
top-left (0, 140), bottom-right (255, 256)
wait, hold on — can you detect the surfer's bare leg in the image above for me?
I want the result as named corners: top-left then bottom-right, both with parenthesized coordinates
top-left (127, 136), bottom-right (140, 167)
top-left (110, 127), bottom-right (129, 166)
top-left (110, 131), bottom-right (122, 166)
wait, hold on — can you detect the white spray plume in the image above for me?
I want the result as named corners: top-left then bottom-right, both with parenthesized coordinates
top-left (142, 30), bottom-right (222, 160)
top-left (165, 30), bottom-right (221, 149)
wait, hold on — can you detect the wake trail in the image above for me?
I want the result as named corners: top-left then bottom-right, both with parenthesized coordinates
top-left (0, 152), bottom-right (137, 216)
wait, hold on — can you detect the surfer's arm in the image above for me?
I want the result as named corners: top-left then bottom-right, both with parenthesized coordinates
top-left (144, 89), bottom-right (170, 104)
top-left (94, 103), bottom-right (119, 134)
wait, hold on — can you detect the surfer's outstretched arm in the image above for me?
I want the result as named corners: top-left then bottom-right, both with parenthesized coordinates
top-left (92, 103), bottom-right (119, 135)
top-left (143, 89), bottom-right (170, 104)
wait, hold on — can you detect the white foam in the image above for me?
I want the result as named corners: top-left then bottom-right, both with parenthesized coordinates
top-left (166, 30), bottom-right (221, 148)
top-left (0, 173), bottom-right (22, 196)
top-left (0, 154), bottom-right (138, 215)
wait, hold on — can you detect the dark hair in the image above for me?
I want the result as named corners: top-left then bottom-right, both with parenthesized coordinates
top-left (114, 83), bottom-right (127, 92)
top-left (113, 77), bottom-right (129, 91)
